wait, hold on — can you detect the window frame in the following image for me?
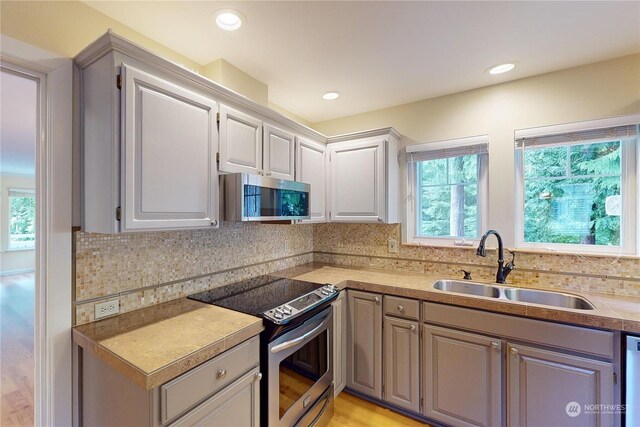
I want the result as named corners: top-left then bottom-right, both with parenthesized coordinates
top-left (404, 135), bottom-right (489, 247)
top-left (514, 116), bottom-right (639, 255)
top-left (7, 187), bottom-right (36, 251)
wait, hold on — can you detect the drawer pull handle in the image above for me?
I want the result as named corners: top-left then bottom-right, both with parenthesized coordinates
top-left (255, 372), bottom-right (262, 381)
top-left (510, 347), bottom-right (519, 355)
top-left (397, 305), bottom-right (405, 312)
top-left (410, 325), bottom-right (416, 332)
top-left (490, 341), bottom-right (500, 349)
top-left (217, 369), bottom-right (227, 379)
top-left (374, 296), bottom-right (380, 304)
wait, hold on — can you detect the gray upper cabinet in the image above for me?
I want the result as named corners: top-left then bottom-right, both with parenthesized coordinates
top-left (296, 136), bottom-right (327, 223)
top-left (262, 123), bottom-right (295, 180)
top-left (383, 316), bottom-right (420, 413)
top-left (347, 290), bottom-right (383, 399)
top-left (507, 342), bottom-right (614, 427)
top-left (423, 325), bottom-right (502, 427)
top-left (218, 106), bottom-right (296, 180)
top-left (327, 128), bottom-right (400, 224)
top-left (121, 64), bottom-right (219, 231)
top-left (218, 104), bottom-right (263, 175)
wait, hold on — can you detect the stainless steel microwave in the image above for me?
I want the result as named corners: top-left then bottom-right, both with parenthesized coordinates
top-left (220, 173), bottom-right (311, 221)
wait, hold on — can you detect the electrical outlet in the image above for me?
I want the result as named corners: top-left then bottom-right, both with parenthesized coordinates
top-left (95, 299), bottom-right (119, 319)
top-left (388, 238), bottom-right (399, 254)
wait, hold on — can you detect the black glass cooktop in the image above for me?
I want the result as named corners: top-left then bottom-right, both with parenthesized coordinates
top-left (187, 275), bottom-right (324, 316)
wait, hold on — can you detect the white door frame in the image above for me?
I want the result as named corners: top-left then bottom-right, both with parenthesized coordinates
top-left (1, 36), bottom-right (73, 427)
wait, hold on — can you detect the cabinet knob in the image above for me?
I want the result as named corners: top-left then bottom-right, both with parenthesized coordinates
top-left (377, 217), bottom-right (383, 222)
top-left (397, 305), bottom-right (405, 312)
top-left (490, 341), bottom-right (500, 349)
top-left (211, 219), bottom-right (218, 226)
top-left (410, 325), bottom-right (416, 332)
top-left (265, 172), bottom-right (272, 176)
top-left (510, 347), bottom-right (519, 355)
top-left (217, 369), bottom-right (227, 379)
top-left (374, 296), bottom-right (380, 304)
top-left (255, 372), bottom-right (262, 381)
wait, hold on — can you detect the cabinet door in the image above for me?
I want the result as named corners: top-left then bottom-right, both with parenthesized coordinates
top-left (263, 123), bottom-right (295, 180)
top-left (170, 367), bottom-right (260, 427)
top-left (329, 138), bottom-right (386, 222)
top-left (383, 316), bottom-right (419, 413)
top-left (507, 343), bottom-right (614, 427)
top-left (333, 291), bottom-right (347, 396)
top-left (121, 64), bottom-right (218, 231)
top-left (347, 290), bottom-right (383, 399)
top-left (218, 104), bottom-right (262, 175)
top-left (296, 137), bottom-right (327, 222)
top-left (423, 325), bottom-right (502, 427)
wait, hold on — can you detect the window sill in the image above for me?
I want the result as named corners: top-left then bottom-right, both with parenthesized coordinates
top-left (5, 247), bottom-right (36, 253)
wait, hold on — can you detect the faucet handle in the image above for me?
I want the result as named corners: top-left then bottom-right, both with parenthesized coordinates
top-left (506, 250), bottom-right (516, 269)
top-left (459, 269), bottom-right (472, 280)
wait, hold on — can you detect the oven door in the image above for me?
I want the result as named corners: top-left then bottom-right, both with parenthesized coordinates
top-left (267, 307), bottom-right (333, 427)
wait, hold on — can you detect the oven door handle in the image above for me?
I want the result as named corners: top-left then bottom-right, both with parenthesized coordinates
top-left (270, 322), bottom-right (325, 354)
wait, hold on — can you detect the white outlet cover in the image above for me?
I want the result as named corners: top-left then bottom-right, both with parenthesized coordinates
top-left (388, 238), bottom-right (399, 253)
top-left (95, 299), bottom-right (120, 319)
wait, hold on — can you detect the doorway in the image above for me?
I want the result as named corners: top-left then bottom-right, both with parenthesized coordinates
top-left (0, 66), bottom-right (38, 426)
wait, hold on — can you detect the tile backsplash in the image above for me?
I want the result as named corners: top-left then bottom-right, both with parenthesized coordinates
top-left (74, 221), bottom-right (639, 325)
top-left (74, 222), bottom-right (313, 325)
top-left (313, 223), bottom-right (640, 297)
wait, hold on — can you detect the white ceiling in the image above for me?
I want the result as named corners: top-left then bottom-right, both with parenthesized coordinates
top-left (85, 1), bottom-right (640, 123)
top-left (0, 69), bottom-right (37, 176)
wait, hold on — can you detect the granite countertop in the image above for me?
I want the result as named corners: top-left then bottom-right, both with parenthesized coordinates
top-left (72, 298), bottom-right (263, 390)
top-left (275, 263), bottom-right (640, 333)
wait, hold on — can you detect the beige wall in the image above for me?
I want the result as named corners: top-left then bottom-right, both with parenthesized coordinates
top-left (0, 174), bottom-right (35, 274)
top-left (0, 1), bottom-right (271, 106)
top-left (312, 55), bottom-right (640, 246)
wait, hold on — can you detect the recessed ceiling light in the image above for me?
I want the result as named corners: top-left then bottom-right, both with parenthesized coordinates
top-left (322, 92), bottom-right (340, 100)
top-left (488, 63), bottom-right (515, 75)
top-left (214, 9), bottom-right (244, 31)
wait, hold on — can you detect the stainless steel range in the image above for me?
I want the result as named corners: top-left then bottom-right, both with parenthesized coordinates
top-left (188, 275), bottom-right (339, 427)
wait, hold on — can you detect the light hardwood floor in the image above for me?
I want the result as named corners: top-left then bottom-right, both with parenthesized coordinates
top-left (329, 392), bottom-right (431, 427)
top-left (0, 272), bottom-right (35, 426)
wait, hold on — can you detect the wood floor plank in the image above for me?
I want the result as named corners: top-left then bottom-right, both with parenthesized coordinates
top-left (1, 272), bottom-right (35, 427)
top-left (328, 391), bottom-right (431, 427)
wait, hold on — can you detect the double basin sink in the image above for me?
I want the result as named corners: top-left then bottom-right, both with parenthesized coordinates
top-left (433, 279), bottom-right (595, 310)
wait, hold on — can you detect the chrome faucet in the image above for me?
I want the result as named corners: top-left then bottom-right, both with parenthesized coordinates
top-left (476, 230), bottom-right (515, 284)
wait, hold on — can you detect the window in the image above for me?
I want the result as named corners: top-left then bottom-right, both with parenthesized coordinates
top-left (515, 122), bottom-right (638, 254)
top-left (8, 188), bottom-right (35, 250)
top-left (406, 136), bottom-right (488, 245)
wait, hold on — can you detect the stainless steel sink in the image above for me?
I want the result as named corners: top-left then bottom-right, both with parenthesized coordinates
top-left (504, 288), bottom-right (595, 310)
top-left (433, 280), bottom-right (500, 298)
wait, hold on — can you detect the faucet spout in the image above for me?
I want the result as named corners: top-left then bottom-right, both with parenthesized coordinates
top-left (476, 230), bottom-right (514, 284)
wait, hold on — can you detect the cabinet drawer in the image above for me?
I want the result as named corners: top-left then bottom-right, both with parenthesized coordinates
top-left (161, 336), bottom-right (259, 424)
top-left (423, 302), bottom-right (614, 359)
top-left (384, 296), bottom-right (419, 320)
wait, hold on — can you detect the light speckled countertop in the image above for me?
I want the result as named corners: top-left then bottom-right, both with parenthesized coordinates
top-left (72, 298), bottom-right (263, 390)
top-left (275, 263), bottom-right (640, 333)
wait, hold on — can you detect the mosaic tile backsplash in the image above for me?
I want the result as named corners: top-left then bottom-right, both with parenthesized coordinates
top-left (74, 221), bottom-right (639, 326)
top-left (74, 222), bottom-right (313, 325)
top-left (313, 223), bottom-right (640, 298)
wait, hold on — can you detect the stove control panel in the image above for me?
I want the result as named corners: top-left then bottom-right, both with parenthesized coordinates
top-left (264, 284), bottom-right (339, 324)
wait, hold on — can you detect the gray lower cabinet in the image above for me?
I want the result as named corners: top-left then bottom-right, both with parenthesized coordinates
top-left (80, 336), bottom-right (260, 427)
top-left (383, 316), bottom-right (420, 412)
top-left (507, 342), bottom-right (614, 427)
top-left (170, 367), bottom-right (260, 427)
top-left (333, 291), bottom-right (347, 396)
top-left (423, 325), bottom-right (502, 427)
top-left (347, 290), bottom-right (383, 399)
